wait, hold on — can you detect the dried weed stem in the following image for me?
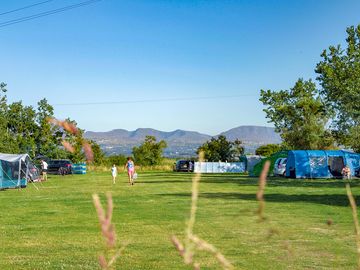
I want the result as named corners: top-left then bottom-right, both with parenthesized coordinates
top-left (48, 117), bottom-right (94, 162)
top-left (346, 183), bottom-right (360, 269)
top-left (171, 151), bottom-right (234, 270)
top-left (257, 161), bottom-right (270, 221)
top-left (93, 192), bottom-right (125, 269)
top-left (190, 234), bottom-right (233, 270)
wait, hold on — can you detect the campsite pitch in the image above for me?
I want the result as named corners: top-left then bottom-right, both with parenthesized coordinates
top-left (0, 172), bottom-right (359, 269)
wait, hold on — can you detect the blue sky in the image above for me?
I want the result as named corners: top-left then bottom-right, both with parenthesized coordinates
top-left (1, 0), bottom-right (359, 135)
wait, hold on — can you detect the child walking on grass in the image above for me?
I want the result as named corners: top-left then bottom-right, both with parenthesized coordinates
top-left (124, 157), bottom-right (135, 186)
top-left (111, 164), bottom-right (117, 184)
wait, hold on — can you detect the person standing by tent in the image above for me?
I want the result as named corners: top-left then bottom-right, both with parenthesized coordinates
top-left (342, 165), bottom-right (351, 180)
top-left (41, 160), bottom-right (48, 181)
top-left (124, 157), bottom-right (135, 186)
top-left (111, 164), bottom-right (117, 184)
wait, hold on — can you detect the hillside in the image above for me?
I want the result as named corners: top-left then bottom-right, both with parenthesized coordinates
top-left (220, 125), bottom-right (282, 144)
top-left (85, 125), bottom-right (281, 157)
top-left (85, 128), bottom-right (211, 145)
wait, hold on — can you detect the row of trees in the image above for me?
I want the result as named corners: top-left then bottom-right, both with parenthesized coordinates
top-left (0, 84), bottom-right (267, 165)
top-left (0, 86), bottom-right (168, 166)
top-left (0, 84), bottom-right (104, 163)
top-left (260, 25), bottom-right (360, 152)
top-left (132, 135), bottom-right (246, 164)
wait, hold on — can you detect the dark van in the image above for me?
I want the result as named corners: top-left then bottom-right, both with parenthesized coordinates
top-left (48, 159), bottom-right (73, 175)
top-left (174, 160), bottom-right (195, 172)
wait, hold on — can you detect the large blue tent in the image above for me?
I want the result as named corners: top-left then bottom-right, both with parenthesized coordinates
top-left (286, 150), bottom-right (360, 179)
top-left (0, 153), bottom-right (29, 189)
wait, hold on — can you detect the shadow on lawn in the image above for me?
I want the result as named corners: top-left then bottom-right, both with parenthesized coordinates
top-left (157, 192), bottom-right (357, 207)
top-left (200, 177), bottom-right (360, 189)
top-left (137, 172), bottom-right (360, 189)
top-left (136, 179), bottom-right (191, 184)
top-left (135, 173), bottom-right (192, 184)
top-left (139, 173), bottom-right (191, 178)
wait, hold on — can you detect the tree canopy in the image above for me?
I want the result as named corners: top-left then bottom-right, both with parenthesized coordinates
top-left (260, 79), bottom-right (334, 150)
top-left (316, 25), bottom-right (360, 152)
top-left (0, 83), bottom-right (104, 163)
top-left (260, 24), bottom-right (360, 152)
top-left (197, 135), bottom-right (244, 162)
top-left (132, 135), bottom-right (167, 166)
top-left (255, 144), bottom-right (282, 157)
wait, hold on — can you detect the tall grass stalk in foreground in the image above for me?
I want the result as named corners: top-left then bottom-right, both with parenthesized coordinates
top-left (171, 152), bottom-right (234, 270)
top-left (346, 183), bottom-right (360, 269)
top-left (48, 117), bottom-right (94, 162)
top-left (93, 193), bottom-right (127, 269)
top-left (256, 161), bottom-right (270, 221)
top-left (256, 162), bottom-right (291, 255)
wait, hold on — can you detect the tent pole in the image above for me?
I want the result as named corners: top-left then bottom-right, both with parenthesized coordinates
top-left (0, 164), bottom-right (2, 189)
top-left (17, 159), bottom-right (21, 189)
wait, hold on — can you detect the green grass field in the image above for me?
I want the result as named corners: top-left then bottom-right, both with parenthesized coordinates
top-left (0, 172), bottom-right (359, 269)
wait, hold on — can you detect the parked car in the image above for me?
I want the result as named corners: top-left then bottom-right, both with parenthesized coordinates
top-left (273, 158), bottom-right (287, 176)
top-left (47, 159), bottom-right (73, 175)
top-left (174, 160), bottom-right (194, 172)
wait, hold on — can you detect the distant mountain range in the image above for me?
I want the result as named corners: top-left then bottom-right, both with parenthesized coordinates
top-left (85, 128), bottom-right (211, 145)
top-left (85, 126), bottom-right (281, 157)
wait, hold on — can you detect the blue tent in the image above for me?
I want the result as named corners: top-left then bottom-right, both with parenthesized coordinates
top-left (0, 153), bottom-right (29, 189)
top-left (286, 150), bottom-right (360, 179)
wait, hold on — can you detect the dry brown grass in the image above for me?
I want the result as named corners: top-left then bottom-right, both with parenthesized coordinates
top-left (346, 183), bottom-right (360, 269)
top-left (256, 160), bottom-right (270, 221)
top-left (48, 117), bottom-right (94, 162)
top-left (171, 152), bottom-right (234, 270)
top-left (93, 192), bottom-right (127, 269)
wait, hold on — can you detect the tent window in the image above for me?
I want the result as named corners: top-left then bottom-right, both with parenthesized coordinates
top-left (0, 160), bottom-right (27, 180)
top-left (309, 156), bottom-right (326, 168)
top-left (1, 161), bottom-right (15, 179)
top-left (328, 156), bottom-right (344, 177)
top-left (347, 154), bottom-right (360, 169)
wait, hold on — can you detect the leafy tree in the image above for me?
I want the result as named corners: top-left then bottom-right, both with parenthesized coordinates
top-left (6, 101), bottom-right (38, 156)
top-left (0, 84), bottom-right (105, 163)
top-left (35, 98), bottom-right (64, 158)
top-left (197, 135), bottom-right (244, 162)
top-left (132, 136), bottom-right (167, 166)
top-left (0, 83), bottom-right (7, 150)
top-left (105, 154), bottom-right (127, 167)
top-left (260, 78), bottom-right (334, 150)
top-left (315, 25), bottom-right (360, 152)
top-left (89, 140), bottom-right (105, 165)
top-left (232, 139), bottom-right (245, 160)
top-left (255, 144), bottom-right (282, 157)
top-left (0, 83), bottom-right (7, 120)
top-left (0, 83), bottom-right (14, 153)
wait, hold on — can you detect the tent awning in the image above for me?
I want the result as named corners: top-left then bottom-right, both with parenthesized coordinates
top-left (0, 153), bottom-right (29, 163)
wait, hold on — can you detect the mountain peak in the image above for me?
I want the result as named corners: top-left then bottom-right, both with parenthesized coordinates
top-left (220, 125), bottom-right (281, 143)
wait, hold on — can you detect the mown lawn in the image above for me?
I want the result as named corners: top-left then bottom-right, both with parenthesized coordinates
top-left (0, 171), bottom-right (359, 269)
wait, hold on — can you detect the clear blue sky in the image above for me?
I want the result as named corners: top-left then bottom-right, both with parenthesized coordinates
top-left (1, 0), bottom-right (359, 135)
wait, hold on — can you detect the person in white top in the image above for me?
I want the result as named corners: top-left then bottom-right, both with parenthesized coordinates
top-left (41, 160), bottom-right (48, 181)
top-left (111, 164), bottom-right (117, 184)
